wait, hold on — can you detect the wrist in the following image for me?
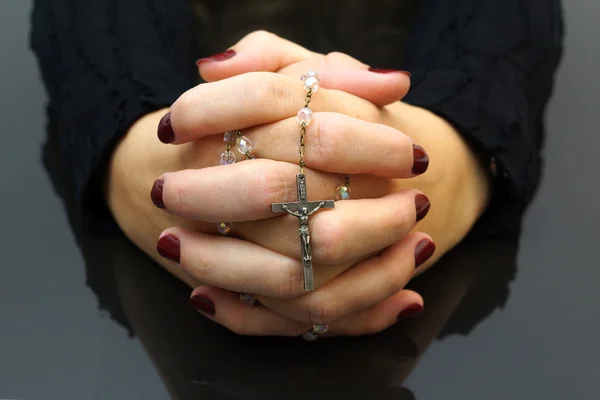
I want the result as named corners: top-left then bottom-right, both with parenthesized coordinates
top-left (387, 102), bottom-right (491, 262)
top-left (105, 108), bottom-right (178, 238)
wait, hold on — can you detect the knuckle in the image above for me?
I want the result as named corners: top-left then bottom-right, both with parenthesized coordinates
top-left (252, 73), bottom-right (286, 104)
top-left (167, 177), bottom-right (192, 213)
top-left (246, 73), bottom-right (296, 113)
top-left (306, 116), bottom-right (336, 169)
top-left (325, 51), bottom-right (353, 63)
top-left (313, 216), bottom-right (348, 265)
top-left (189, 249), bottom-right (216, 277)
top-left (246, 30), bottom-right (276, 43)
top-left (251, 164), bottom-right (295, 212)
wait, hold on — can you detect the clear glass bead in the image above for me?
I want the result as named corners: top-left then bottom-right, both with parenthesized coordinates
top-left (239, 293), bottom-right (257, 305)
top-left (304, 76), bottom-right (319, 92)
top-left (297, 107), bottom-right (313, 126)
top-left (237, 136), bottom-right (253, 154)
top-left (336, 185), bottom-right (351, 200)
top-left (301, 71), bottom-right (319, 81)
top-left (219, 151), bottom-right (236, 165)
top-left (223, 130), bottom-right (236, 143)
top-left (313, 325), bottom-right (329, 334)
top-left (217, 222), bottom-right (232, 235)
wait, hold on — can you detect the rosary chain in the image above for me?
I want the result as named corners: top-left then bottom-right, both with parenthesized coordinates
top-left (299, 89), bottom-right (313, 173)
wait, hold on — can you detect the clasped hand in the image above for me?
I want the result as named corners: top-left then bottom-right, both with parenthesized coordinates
top-left (107, 31), bottom-right (490, 337)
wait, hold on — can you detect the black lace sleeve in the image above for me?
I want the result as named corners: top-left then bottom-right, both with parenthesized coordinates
top-left (30, 0), bottom-right (199, 231)
top-left (403, 0), bottom-right (564, 237)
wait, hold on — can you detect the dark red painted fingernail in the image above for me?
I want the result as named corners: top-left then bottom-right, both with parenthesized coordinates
top-left (158, 112), bottom-right (175, 144)
top-left (397, 304), bottom-right (423, 321)
top-left (368, 68), bottom-right (411, 77)
top-left (157, 234), bottom-right (180, 263)
top-left (189, 294), bottom-right (216, 316)
top-left (415, 239), bottom-right (436, 269)
top-left (196, 49), bottom-right (236, 65)
top-left (151, 179), bottom-right (165, 208)
top-left (415, 194), bottom-right (430, 222)
top-left (412, 144), bottom-right (429, 175)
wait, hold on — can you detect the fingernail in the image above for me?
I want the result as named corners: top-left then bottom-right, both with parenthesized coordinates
top-left (368, 68), bottom-right (411, 77)
top-left (396, 304), bottom-right (424, 321)
top-left (158, 112), bottom-right (175, 144)
top-left (415, 239), bottom-right (436, 269)
top-left (196, 49), bottom-right (236, 65)
top-left (157, 234), bottom-right (180, 263)
top-left (415, 194), bottom-right (430, 222)
top-left (412, 144), bottom-right (429, 175)
top-left (189, 294), bottom-right (216, 316)
top-left (151, 179), bottom-right (165, 208)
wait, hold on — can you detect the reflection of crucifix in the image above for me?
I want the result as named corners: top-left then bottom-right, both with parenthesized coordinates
top-left (272, 173), bottom-right (335, 291)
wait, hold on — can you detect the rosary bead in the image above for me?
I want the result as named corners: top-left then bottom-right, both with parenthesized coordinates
top-left (239, 293), bottom-right (257, 305)
top-left (303, 76), bottom-right (319, 92)
top-left (237, 136), bottom-right (253, 154)
top-left (336, 184), bottom-right (351, 200)
top-left (220, 150), bottom-right (236, 165)
top-left (301, 71), bottom-right (319, 81)
top-left (297, 107), bottom-right (313, 126)
top-left (217, 222), bottom-right (232, 235)
top-left (313, 325), bottom-right (328, 334)
top-left (223, 130), bottom-right (236, 143)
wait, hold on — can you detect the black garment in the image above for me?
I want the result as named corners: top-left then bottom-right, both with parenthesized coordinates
top-left (30, 0), bottom-right (563, 237)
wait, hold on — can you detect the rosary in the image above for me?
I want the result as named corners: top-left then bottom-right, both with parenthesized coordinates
top-left (217, 71), bottom-right (350, 292)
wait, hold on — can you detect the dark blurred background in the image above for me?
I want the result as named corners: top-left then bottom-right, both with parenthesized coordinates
top-left (1, 1), bottom-right (599, 399)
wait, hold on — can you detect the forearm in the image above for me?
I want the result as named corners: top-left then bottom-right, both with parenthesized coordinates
top-left (31, 0), bottom-right (199, 230)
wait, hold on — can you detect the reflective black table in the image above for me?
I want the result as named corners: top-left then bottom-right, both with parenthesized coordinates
top-left (2, 1), bottom-right (599, 399)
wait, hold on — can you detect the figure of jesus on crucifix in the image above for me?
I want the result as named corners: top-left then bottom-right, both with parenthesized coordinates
top-left (272, 174), bottom-right (335, 291)
top-left (280, 203), bottom-right (325, 262)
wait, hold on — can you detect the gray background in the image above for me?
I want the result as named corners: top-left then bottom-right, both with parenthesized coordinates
top-left (0, 0), bottom-right (598, 399)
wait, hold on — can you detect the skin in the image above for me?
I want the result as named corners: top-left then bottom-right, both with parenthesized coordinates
top-left (106, 31), bottom-right (490, 337)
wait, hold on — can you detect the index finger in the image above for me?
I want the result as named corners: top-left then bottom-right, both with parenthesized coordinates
top-left (160, 72), bottom-right (380, 144)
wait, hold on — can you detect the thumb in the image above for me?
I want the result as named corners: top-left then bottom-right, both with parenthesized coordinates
top-left (197, 30), bottom-right (321, 82)
top-left (198, 30), bottom-right (411, 106)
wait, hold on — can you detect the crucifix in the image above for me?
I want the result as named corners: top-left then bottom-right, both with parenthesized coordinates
top-left (272, 173), bottom-right (335, 291)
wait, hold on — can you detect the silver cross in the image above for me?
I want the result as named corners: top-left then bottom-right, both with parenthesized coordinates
top-left (272, 173), bottom-right (335, 291)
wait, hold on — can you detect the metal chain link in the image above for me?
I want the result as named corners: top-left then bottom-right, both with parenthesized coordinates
top-left (299, 89), bottom-right (313, 173)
